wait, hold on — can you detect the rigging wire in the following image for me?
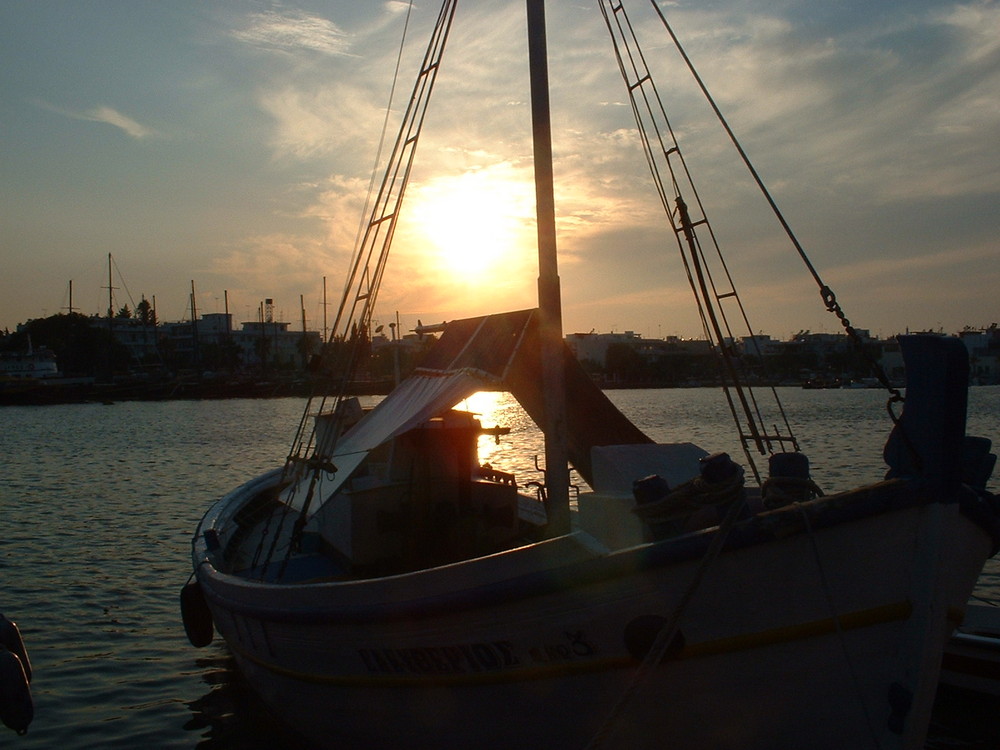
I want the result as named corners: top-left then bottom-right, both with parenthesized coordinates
top-left (259, 0), bottom-right (459, 579)
top-left (251, 1), bottom-right (420, 579)
top-left (280, 0), bottom-right (420, 477)
top-left (797, 502), bottom-right (883, 747)
top-left (327, 0), bottom-right (456, 346)
top-left (343, 0), bottom-right (417, 322)
top-left (644, 0), bottom-right (904, 408)
top-left (600, 0), bottom-right (799, 481)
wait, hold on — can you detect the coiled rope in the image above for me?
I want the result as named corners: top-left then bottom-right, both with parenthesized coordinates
top-left (761, 475), bottom-right (824, 510)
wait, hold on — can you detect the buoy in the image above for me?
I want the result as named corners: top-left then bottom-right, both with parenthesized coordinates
top-left (0, 615), bottom-right (31, 683)
top-left (0, 644), bottom-right (33, 735)
top-left (180, 580), bottom-right (214, 648)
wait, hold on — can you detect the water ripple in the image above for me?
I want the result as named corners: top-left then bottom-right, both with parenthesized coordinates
top-left (2, 389), bottom-right (998, 747)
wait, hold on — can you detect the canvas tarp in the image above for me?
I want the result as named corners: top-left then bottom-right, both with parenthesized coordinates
top-left (282, 369), bottom-right (490, 515)
top-left (284, 308), bottom-right (652, 516)
top-left (416, 307), bottom-right (653, 484)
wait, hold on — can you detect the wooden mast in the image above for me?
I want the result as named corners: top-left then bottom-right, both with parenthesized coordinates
top-left (526, 0), bottom-right (570, 535)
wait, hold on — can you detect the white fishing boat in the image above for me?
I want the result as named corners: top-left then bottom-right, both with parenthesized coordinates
top-left (0, 341), bottom-right (59, 381)
top-left (184, 2), bottom-right (999, 748)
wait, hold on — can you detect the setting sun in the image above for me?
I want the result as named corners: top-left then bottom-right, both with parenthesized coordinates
top-left (410, 165), bottom-right (535, 282)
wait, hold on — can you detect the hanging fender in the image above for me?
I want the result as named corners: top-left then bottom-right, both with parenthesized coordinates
top-left (0, 615), bottom-right (30, 683)
top-left (0, 644), bottom-right (33, 735)
top-left (180, 580), bottom-right (214, 648)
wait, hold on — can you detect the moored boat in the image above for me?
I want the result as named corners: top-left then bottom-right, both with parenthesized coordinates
top-left (0, 614), bottom-right (33, 736)
top-left (940, 602), bottom-right (1000, 698)
top-left (184, 2), bottom-right (1000, 748)
top-left (0, 344), bottom-right (59, 381)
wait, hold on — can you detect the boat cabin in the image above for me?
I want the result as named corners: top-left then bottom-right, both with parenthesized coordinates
top-left (308, 410), bottom-right (522, 573)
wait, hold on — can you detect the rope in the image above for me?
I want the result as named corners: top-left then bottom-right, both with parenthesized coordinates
top-left (632, 470), bottom-right (745, 522)
top-left (344, 0), bottom-right (416, 317)
top-left (761, 475), bottom-right (824, 510)
top-left (795, 502), bottom-right (883, 748)
top-left (586, 477), bottom-right (747, 749)
top-left (643, 0), bottom-right (905, 416)
top-left (274, 0), bottom-right (430, 575)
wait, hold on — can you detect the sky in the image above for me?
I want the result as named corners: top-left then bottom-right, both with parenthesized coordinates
top-left (1, 0), bottom-right (998, 342)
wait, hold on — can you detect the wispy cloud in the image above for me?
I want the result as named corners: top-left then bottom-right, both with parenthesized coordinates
top-left (230, 9), bottom-right (352, 57)
top-left (667, 2), bottom-right (1000, 204)
top-left (258, 83), bottom-right (381, 160)
top-left (85, 106), bottom-right (158, 139)
top-left (34, 100), bottom-right (158, 139)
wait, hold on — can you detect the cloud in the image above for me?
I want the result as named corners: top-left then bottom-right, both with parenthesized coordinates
top-left (258, 83), bottom-right (382, 160)
top-left (200, 232), bottom-right (338, 315)
top-left (206, 0), bottom-right (1000, 338)
top-left (227, 4), bottom-right (427, 162)
top-left (230, 9), bottom-right (353, 57)
top-left (677, 2), bottom-right (1000, 204)
top-left (85, 106), bottom-right (158, 139)
top-left (34, 100), bottom-right (158, 139)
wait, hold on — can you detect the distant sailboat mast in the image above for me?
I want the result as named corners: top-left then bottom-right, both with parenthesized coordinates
top-left (107, 253), bottom-right (113, 317)
top-left (104, 253), bottom-right (116, 381)
top-left (64, 279), bottom-right (76, 315)
top-left (190, 280), bottom-right (200, 369)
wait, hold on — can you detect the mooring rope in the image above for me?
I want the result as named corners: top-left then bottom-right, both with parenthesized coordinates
top-left (585, 484), bottom-right (747, 749)
top-left (796, 502), bottom-right (883, 749)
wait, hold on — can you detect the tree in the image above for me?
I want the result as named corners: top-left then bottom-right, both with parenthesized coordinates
top-left (651, 349), bottom-right (698, 385)
top-left (253, 335), bottom-right (272, 373)
top-left (297, 332), bottom-right (317, 368)
top-left (771, 343), bottom-right (819, 380)
top-left (1, 313), bottom-right (131, 376)
top-left (605, 342), bottom-right (646, 382)
top-left (136, 298), bottom-right (157, 327)
top-left (201, 339), bottom-right (241, 372)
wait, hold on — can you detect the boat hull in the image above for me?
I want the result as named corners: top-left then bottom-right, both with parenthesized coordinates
top-left (940, 604), bottom-right (1000, 698)
top-left (193, 472), bottom-right (992, 749)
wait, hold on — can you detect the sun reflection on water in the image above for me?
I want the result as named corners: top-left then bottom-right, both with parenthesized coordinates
top-left (453, 390), bottom-right (543, 480)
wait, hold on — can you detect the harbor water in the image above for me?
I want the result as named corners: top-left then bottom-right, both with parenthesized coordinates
top-left (2, 387), bottom-right (999, 748)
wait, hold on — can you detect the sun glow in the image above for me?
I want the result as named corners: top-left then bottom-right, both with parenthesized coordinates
top-left (410, 166), bottom-right (535, 282)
